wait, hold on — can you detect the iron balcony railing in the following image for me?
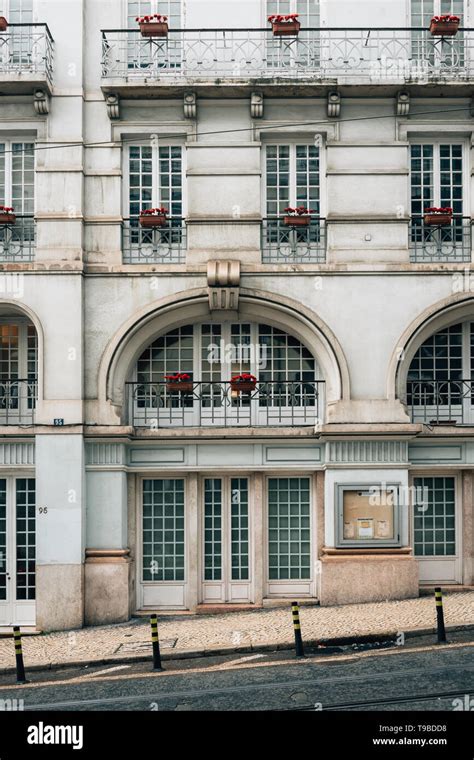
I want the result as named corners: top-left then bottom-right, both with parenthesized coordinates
top-left (0, 24), bottom-right (53, 82)
top-left (122, 218), bottom-right (186, 264)
top-left (101, 27), bottom-right (474, 81)
top-left (127, 380), bottom-right (324, 428)
top-left (262, 218), bottom-right (326, 263)
top-left (0, 216), bottom-right (35, 262)
top-left (0, 379), bottom-right (36, 425)
top-left (409, 216), bottom-right (472, 263)
top-left (406, 379), bottom-right (474, 425)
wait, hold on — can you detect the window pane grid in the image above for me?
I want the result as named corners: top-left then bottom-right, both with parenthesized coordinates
top-left (0, 480), bottom-right (6, 601)
top-left (142, 479), bottom-right (185, 582)
top-left (231, 478), bottom-right (249, 581)
top-left (268, 477), bottom-right (310, 580)
top-left (15, 478), bottom-right (35, 600)
top-left (204, 479), bottom-right (222, 581)
top-left (413, 476), bottom-right (456, 557)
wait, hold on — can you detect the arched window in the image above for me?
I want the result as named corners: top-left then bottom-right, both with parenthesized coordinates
top-left (129, 321), bottom-right (323, 427)
top-left (0, 318), bottom-right (37, 424)
top-left (407, 320), bottom-right (473, 423)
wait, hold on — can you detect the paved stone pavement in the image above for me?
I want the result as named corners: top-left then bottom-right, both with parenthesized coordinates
top-left (0, 592), bottom-right (473, 673)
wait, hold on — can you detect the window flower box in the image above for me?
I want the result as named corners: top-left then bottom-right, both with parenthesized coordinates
top-left (137, 14), bottom-right (169, 38)
top-left (0, 206), bottom-right (15, 225)
top-left (165, 373), bottom-right (193, 394)
top-left (268, 14), bottom-right (300, 36)
top-left (230, 373), bottom-right (257, 393)
top-left (283, 206), bottom-right (315, 227)
top-left (0, 17), bottom-right (8, 32)
top-left (424, 207), bottom-right (453, 226)
top-left (139, 207), bottom-right (168, 228)
top-left (429, 15), bottom-right (460, 36)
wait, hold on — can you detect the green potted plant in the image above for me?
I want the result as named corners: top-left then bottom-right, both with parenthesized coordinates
top-left (137, 13), bottom-right (169, 38)
top-left (424, 206), bottom-right (453, 226)
top-left (283, 206), bottom-right (315, 227)
top-left (139, 207), bottom-right (168, 228)
top-left (268, 13), bottom-right (301, 36)
top-left (0, 206), bottom-right (16, 225)
top-left (165, 373), bottom-right (193, 394)
top-left (429, 14), bottom-right (460, 36)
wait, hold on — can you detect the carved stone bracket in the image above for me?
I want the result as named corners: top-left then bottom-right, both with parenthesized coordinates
top-left (106, 93), bottom-right (120, 119)
top-left (207, 260), bottom-right (240, 310)
top-left (327, 91), bottom-right (341, 118)
top-left (184, 92), bottom-right (197, 118)
top-left (396, 91), bottom-right (410, 116)
top-left (251, 91), bottom-right (264, 118)
top-left (34, 88), bottom-right (50, 115)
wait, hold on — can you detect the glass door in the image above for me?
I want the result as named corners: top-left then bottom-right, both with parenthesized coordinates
top-left (413, 476), bottom-right (461, 583)
top-left (201, 477), bottom-right (251, 603)
top-left (0, 477), bottom-right (36, 626)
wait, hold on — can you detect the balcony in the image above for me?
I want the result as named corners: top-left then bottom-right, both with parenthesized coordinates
top-left (409, 217), bottom-right (472, 263)
top-left (0, 24), bottom-right (53, 93)
top-left (127, 380), bottom-right (324, 428)
top-left (406, 379), bottom-right (474, 425)
top-left (0, 216), bottom-right (35, 263)
top-left (122, 218), bottom-right (186, 264)
top-left (101, 27), bottom-right (474, 95)
top-left (262, 218), bottom-right (326, 264)
top-left (0, 379), bottom-right (36, 425)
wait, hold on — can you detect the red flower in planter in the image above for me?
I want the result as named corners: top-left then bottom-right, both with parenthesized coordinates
top-left (268, 13), bottom-right (299, 22)
top-left (431, 15), bottom-right (460, 22)
top-left (141, 207), bottom-right (168, 216)
top-left (424, 207), bottom-right (453, 214)
top-left (0, 206), bottom-right (14, 212)
top-left (231, 373), bottom-right (257, 383)
top-left (136, 14), bottom-right (168, 23)
top-left (165, 373), bottom-right (191, 382)
top-left (284, 206), bottom-right (315, 216)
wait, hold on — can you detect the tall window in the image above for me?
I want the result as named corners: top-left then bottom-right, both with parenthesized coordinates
top-left (0, 320), bottom-right (37, 422)
top-left (127, 1), bottom-right (181, 29)
top-left (413, 476), bottom-right (456, 557)
top-left (266, 0), bottom-right (319, 26)
top-left (265, 143), bottom-right (320, 218)
top-left (410, 142), bottom-right (464, 254)
top-left (0, 142), bottom-right (34, 216)
top-left (128, 143), bottom-right (183, 221)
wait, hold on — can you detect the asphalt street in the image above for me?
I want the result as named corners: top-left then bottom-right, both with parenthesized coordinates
top-left (0, 630), bottom-right (472, 712)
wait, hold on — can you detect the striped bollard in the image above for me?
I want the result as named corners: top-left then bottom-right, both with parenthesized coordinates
top-left (292, 601), bottom-right (305, 658)
top-left (435, 587), bottom-right (447, 644)
top-left (13, 626), bottom-right (28, 684)
top-left (150, 614), bottom-right (163, 671)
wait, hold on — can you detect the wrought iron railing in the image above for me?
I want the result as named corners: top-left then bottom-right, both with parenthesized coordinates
top-left (0, 24), bottom-right (53, 82)
top-left (406, 379), bottom-right (474, 425)
top-left (127, 380), bottom-right (324, 428)
top-left (0, 216), bottom-right (35, 262)
top-left (101, 27), bottom-right (474, 81)
top-left (122, 218), bottom-right (186, 264)
top-left (262, 218), bottom-right (325, 263)
top-left (409, 216), bottom-right (471, 263)
top-left (0, 379), bottom-right (36, 425)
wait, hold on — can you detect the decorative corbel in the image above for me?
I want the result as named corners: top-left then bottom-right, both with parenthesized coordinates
top-left (184, 92), bottom-right (197, 118)
top-left (327, 91), bottom-right (341, 118)
top-left (396, 91), bottom-right (410, 116)
top-left (207, 260), bottom-right (240, 311)
top-left (105, 93), bottom-right (120, 119)
top-left (33, 89), bottom-right (50, 115)
top-left (250, 92), bottom-right (264, 118)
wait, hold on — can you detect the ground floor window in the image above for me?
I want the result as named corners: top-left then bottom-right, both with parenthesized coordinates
top-left (142, 479), bottom-right (185, 582)
top-left (413, 476), bottom-right (456, 557)
top-left (268, 477), bottom-right (311, 580)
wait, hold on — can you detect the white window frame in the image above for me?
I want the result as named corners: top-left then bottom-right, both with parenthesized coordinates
top-left (262, 0), bottom-right (322, 26)
top-left (124, 0), bottom-right (184, 28)
top-left (0, 139), bottom-right (35, 215)
top-left (408, 0), bottom-right (467, 26)
top-left (409, 138), bottom-right (468, 215)
top-left (123, 138), bottom-right (187, 220)
top-left (0, 0), bottom-right (34, 22)
top-left (261, 137), bottom-right (326, 219)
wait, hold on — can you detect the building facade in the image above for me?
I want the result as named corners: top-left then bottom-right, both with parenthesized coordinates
top-left (0, 0), bottom-right (473, 631)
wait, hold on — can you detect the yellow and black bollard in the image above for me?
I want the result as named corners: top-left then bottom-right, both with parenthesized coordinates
top-left (435, 587), bottom-right (447, 644)
top-left (150, 614), bottom-right (163, 671)
top-left (291, 601), bottom-right (305, 658)
top-left (13, 626), bottom-right (28, 684)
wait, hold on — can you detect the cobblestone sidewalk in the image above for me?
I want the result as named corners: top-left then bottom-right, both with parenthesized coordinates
top-left (1, 592), bottom-right (473, 674)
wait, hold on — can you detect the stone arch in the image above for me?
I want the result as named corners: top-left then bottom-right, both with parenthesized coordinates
top-left (99, 287), bottom-right (350, 418)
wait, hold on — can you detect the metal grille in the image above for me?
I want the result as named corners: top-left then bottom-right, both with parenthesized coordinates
top-left (15, 478), bottom-right (35, 600)
top-left (413, 476), bottom-right (456, 557)
top-left (0, 480), bottom-right (6, 601)
top-left (268, 477), bottom-right (311, 580)
top-left (142, 479), bottom-right (185, 582)
top-left (204, 479), bottom-right (222, 581)
top-left (231, 478), bottom-right (249, 581)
